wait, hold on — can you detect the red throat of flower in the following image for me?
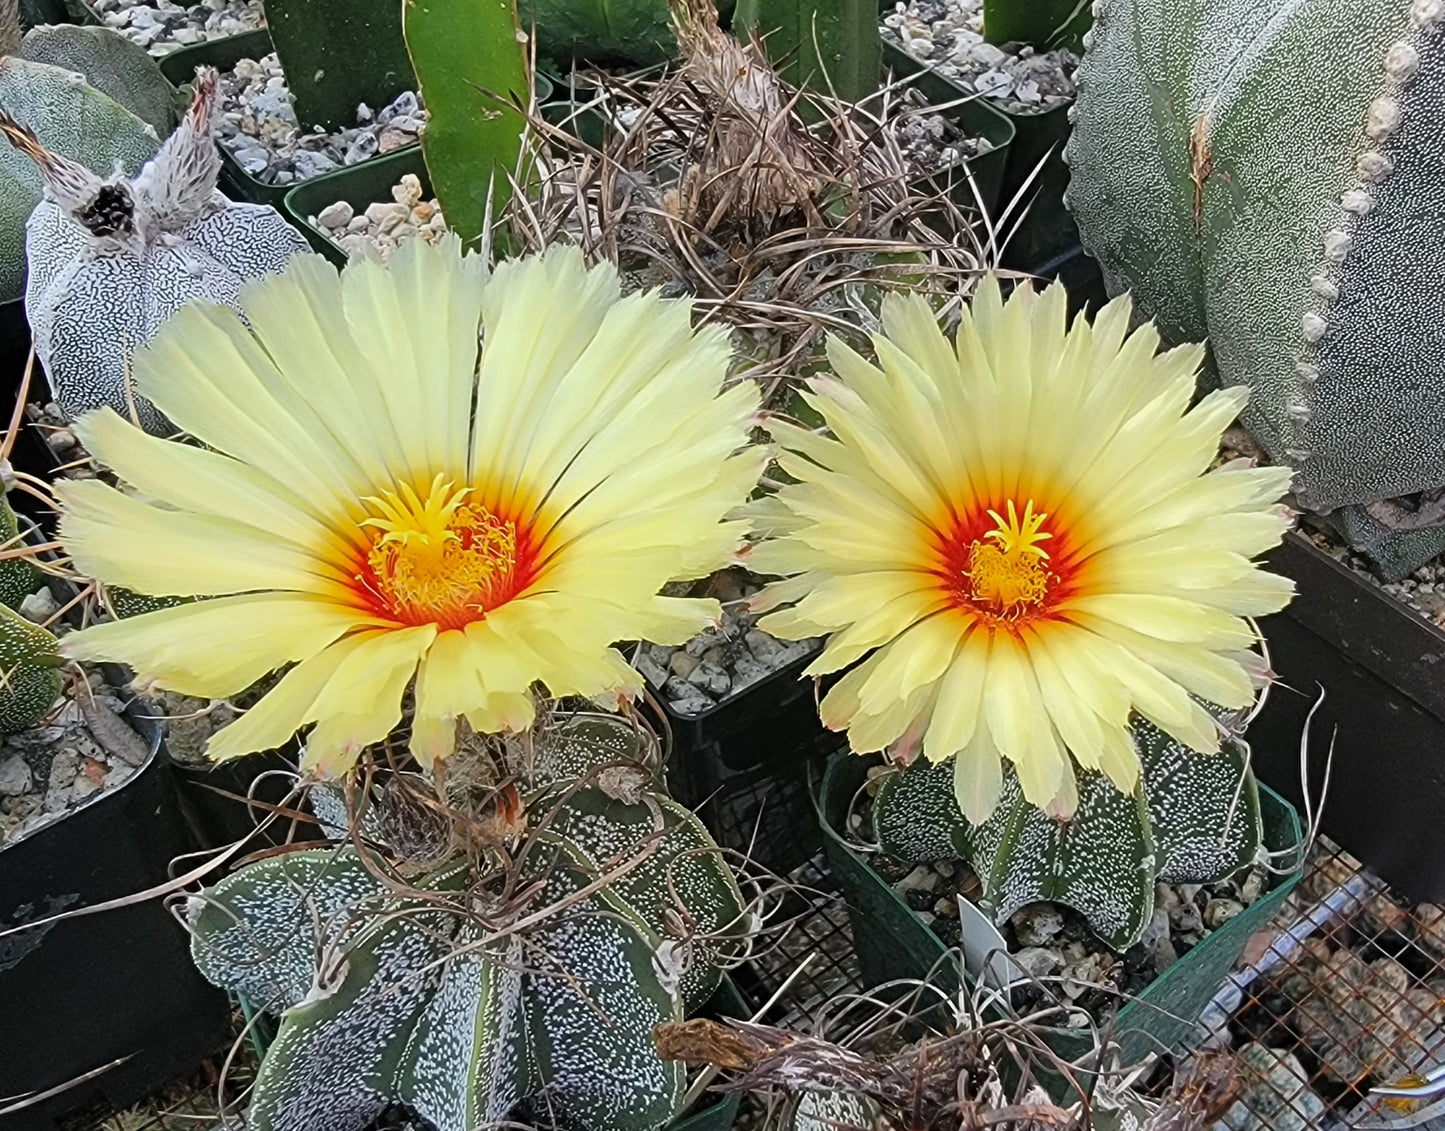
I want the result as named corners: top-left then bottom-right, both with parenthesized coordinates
top-left (352, 475), bottom-right (538, 629)
top-left (936, 497), bottom-right (1080, 627)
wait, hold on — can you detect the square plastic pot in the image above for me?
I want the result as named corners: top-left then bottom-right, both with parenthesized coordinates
top-left (814, 749), bottom-right (1304, 1077)
top-left (1246, 530), bottom-right (1445, 903)
top-left (0, 700), bottom-right (232, 1129)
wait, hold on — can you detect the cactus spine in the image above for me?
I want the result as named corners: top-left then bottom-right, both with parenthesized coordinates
top-left (1065, 0), bottom-right (1445, 576)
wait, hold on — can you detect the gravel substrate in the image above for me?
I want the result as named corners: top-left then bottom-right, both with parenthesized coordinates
top-left (216, 55), bottom-right (426, 187)
top-left (0, 653), bottom-right (150, 846)
top-left (632, 570), bottom-right (821, 719)
top-left (91, 0), bottom-right (263, 55)
top-left (307, 174), bottom-right (449, 261)
top-left (881, 0), bottom-right (1079, 113)
top-left (1303, 522), bottom-right (1445, 628)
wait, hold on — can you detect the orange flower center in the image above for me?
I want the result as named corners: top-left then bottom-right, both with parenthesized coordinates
top-left (967, 499), bottom-right (1053, 615)
top-left (936, 496), bottom-right (1078, 627)
top-left (354, 475), bottom-right (535, 629)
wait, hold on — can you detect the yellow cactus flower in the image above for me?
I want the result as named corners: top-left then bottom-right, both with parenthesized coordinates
top-left (751, 276), bottom-right (1294, 822)
top-left (59, 238), bottom-right (764, 775)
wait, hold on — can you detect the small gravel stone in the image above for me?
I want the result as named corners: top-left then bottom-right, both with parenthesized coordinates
top-left (316, 200), bottom-right (354, 230)
top-left (1010, 902), bottom-right (1064, 947)
top-left (1204, 898), bottom-right (1246, 930)
top-left (17, 588), bottom-right (58, 625)
top-left (0, 754), bottom-right (31, 796)
top-left (1011, 946), bottom-right (1059, 980)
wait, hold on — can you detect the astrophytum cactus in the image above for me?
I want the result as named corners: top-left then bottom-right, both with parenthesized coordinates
top-left (0, 27), bottom-right (161, 302)
top-left (871, 719), bottom-right (1263, 950)
top-left (188, 714), bottom-right (749, 1131)
top-left (1064, 0), bottom-right (1445, 576)
top-left (2, 67), bottom-right (307, 434)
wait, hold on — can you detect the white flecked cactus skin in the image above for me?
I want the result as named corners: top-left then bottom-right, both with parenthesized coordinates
top-left (15, 69), bottom-right (307, 434)
top-left (1064, 0), bottom-right (1445, 573)
top-left (188, 716), bottom-right (749, 1131)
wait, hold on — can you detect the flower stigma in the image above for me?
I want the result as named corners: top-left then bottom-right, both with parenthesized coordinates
top-left (358, 474), bottom-right (525, 629)
top-left (967, 499), bottom-right (1053, 616)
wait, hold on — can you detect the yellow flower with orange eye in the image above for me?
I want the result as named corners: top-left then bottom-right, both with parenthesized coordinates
top-left (750, 276), bottom-right (1295, 821)
top-left (57, 238), bottom-right (764, 775)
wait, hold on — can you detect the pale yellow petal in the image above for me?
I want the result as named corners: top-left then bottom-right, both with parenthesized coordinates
top-left (62, 593), bottom-right (372, 698)
top-left (953, 725), bottom-right (1002, 824)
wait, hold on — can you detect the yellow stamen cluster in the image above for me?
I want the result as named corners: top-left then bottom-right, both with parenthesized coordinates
top-left (362, 475), bottom-right (518, 627)
top-left (968, 499), bottom-right (1053, 614)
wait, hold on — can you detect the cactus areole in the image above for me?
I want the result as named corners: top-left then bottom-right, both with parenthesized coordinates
top-left (1065, 0), bottom-right (1445, 573)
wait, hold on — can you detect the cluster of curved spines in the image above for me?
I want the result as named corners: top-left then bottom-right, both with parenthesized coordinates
top-left (188, 716), bottom-right (749, 1131)
top-left (1065, 0), bottom-right (1445, 575)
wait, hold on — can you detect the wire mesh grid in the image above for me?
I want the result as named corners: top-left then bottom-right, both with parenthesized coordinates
top-left (1197, 837), bottom-right (1445, 1131)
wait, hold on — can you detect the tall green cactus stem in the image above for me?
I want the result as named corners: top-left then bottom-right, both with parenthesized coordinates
top-left (0, 55), bottom-right (158, 302)
top-left (872, 721), bottom-right (1263, 950)
top-left (733, 0), bottom-right (881, 102)
top-left (519, 0), bottom-right (679, 66)
top-left (260, 0), bottom-right (417, 131)
top-left (1065, 0), bottom-right (1445, 576)
top-left (403, 0), bottom-right (530, 251)
top-left (0, 602), bottom-right (62, 733)
top-left (188, 714), bottom-right (748, 1131)
top-left (982, 0), bottom-right (1089, 50)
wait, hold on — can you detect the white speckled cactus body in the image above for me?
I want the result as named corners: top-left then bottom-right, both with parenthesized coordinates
top-left (188, 715), bottom-right (748, 1131)
top-left (4, 68), bottom-right (307, 434)
top-left (1064, 0), bottom-right (1445, 576)
top-left (872, 720), bottom-right (1263, 949)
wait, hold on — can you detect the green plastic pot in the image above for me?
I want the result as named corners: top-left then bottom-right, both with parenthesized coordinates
top-left (281, 141), bottom-right (430, 264)
top-left (815, 748), bottom-right (1303, 1077)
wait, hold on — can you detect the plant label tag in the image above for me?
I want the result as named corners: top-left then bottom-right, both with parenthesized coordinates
top-left (956, 894), bottom-right (1015, 1008)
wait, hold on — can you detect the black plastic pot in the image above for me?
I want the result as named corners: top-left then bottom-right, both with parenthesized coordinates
top-left (1247, 531), bottom-right (1445, 903)
top-left (0, 701), bottom-right (231, 1129)
top-left (878, 42), bottom-right (1015, 221)
top-left (650, 643), bottom-right (835, 878)
top-left (170, 745), bottom-right (315, 852)
top-left (815, 750), bottom-right (1304, 1075)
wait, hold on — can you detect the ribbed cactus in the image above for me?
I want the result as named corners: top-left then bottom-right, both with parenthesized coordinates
top-left (0, 601), bottom-right (61, 733)
top-left (872, 720), bottom-right (1262, 949)
top-left (0, 47), bottom-right (159, 302)
top-left (188, 714), bottom-right (748, 1131)
top-left (1064, 0), bottom-right (1445, 576)
top-left (3, 68), bottom-right (308, 433)
top-left (0, 491), bottom-right (40, 610)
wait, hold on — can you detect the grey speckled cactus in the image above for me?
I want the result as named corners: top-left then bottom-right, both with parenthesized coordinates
top-left (2, 67), bottom-right (308, 434)
top-left (0, 48), bottom-right (159, 303)
top-left (1064, 0), bottom-right (1445, 576)
top-left (188, 714), bottom-right (749, 1131)
top-left (873, 719), bottom-right (1262, 949)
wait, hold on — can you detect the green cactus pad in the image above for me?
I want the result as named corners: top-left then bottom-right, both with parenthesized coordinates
top-left (527, 710), bottom-right (661, 795)
top-left (733, 0), bottom-right (881, 102)
top-left (191, 717), bottom-right (741, 1131)
top-left (19, 23), bottom-right (178, 136)
top-left (518, 0), bottom-right (677, 66)
top-left (544, 786), bottom-right (749, 1012)
top-left (0, 602), bottom-right (61, 734)
top-left (0, 55), bottom-right (158, 303)
top-left (1065, 0), bottom-right (1445, 570)
top-left (873, 721), bottom-right (1262, 949)
top-left (0, 493), bottom-right (40, 611)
